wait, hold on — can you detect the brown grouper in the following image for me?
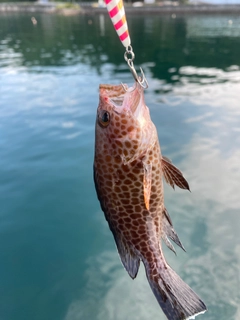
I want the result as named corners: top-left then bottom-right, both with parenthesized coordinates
top-left (94, 82), bottom-right (207, 320)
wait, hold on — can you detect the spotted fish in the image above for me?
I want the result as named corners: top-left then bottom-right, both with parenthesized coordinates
top-left (94, 82), bottom-right (207, 320)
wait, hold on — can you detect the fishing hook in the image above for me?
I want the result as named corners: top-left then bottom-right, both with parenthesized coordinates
top-left (124, 46), bottom-right (148, 89)
top-left (121, 83), bottom-right (128, 92)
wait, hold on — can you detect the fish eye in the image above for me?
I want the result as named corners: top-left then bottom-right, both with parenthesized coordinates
top-left (98, 110), bottom-right (110, 128)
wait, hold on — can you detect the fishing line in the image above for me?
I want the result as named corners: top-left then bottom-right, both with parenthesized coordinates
top-left (104, 0), bottom-right (148, 89)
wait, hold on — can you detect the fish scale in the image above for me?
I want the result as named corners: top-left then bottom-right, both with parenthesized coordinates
top-left (94, 82), bottom-right (207, 320)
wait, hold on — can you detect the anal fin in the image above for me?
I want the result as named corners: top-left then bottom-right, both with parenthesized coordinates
top-left (162, 207), bottom-right (185, 253)
top-left (161, 156), bottom-right (190, 191)
top-left (162, 233), bottom-right (177, 255)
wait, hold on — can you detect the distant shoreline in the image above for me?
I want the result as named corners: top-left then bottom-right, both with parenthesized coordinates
top-left (1, 2), bottom-right (240, 15)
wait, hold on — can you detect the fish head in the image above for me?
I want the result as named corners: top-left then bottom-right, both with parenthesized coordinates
top-left (95, 82), bottom-right (156, 164)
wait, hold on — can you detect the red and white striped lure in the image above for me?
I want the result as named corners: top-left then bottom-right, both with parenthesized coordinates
top-left (104, 0), bottom-right (148, 88)
top-left (105, 0), bottom-right (131, 47)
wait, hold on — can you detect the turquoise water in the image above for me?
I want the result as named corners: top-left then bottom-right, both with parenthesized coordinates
top-left (0, 12), bottom-right (240, 320)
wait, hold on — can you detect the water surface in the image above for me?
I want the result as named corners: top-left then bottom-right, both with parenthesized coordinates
top-left (0, 12), bottom-right (240, 320)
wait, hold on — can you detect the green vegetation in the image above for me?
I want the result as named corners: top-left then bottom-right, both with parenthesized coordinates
top-left (0, 0), bottom-right (35, 2)
top-left (56, 2), bottom-right (80, 9)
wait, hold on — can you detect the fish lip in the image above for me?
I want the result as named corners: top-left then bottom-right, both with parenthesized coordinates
top-left (99, 84), bottom-right (127, 113)
top-left (128, 82), bottom-right (143, 114)
top-left (100, 82), bottom-right (143, 116)
top-left (99, 84), bottom-right (128, 99)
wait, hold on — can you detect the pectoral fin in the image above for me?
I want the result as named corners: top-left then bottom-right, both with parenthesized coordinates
top-left (143, 160), bottom-right (152, 211)
top-left (162, 207), bottom-right (185, 253)
top-left (161, 156), bottom-right (190, 191)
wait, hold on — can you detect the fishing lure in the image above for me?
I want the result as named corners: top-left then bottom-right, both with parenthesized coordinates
top-left (105, 0), bottom-right (148, 88)
top-left (105, 0), bottom-right (131, 47)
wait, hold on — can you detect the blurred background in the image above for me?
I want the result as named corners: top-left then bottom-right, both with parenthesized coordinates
top-left (0, 7), bottom-right (240, 320)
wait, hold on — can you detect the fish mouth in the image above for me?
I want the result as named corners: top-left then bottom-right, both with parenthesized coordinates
top-left (99, 83), bottom-right (143, 115)
top-left (99, 84), bottom-right (126, 100)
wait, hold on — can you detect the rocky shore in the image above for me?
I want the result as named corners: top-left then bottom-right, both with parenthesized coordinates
top-left (1, 2), bottom-right (240, 15)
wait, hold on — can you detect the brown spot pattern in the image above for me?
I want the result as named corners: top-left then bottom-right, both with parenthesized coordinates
top-left (94, 84), bottom-right (166, 278)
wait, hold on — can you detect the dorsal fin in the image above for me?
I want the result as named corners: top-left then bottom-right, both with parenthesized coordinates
top-left (113, 232), bottom-right (140, 279)
top-left (108, 220), bottom-right (140, 279)
top-left (162, 208), bottom-right (185, 253)
top-left (161, 156), bottom-right (190, 191)
top-left (95, 166), bottom-right (140, 279)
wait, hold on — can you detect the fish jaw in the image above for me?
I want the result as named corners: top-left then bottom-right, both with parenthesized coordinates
top-left (99, 82), bottom-right (148, 123)
top-left (96, 83), bottom-right (157, 164)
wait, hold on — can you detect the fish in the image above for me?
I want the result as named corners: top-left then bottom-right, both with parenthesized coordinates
top-left (93, 82), bottom-right (207, 320)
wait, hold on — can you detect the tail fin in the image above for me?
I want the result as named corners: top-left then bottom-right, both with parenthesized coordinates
top-left (146, 264), bottom-right (207, 320)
